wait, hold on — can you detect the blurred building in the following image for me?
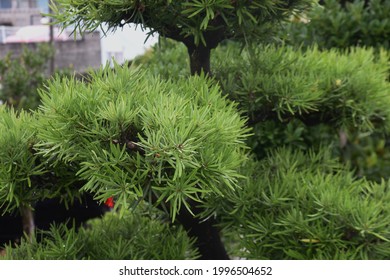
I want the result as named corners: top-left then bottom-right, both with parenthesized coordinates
top-left (0, 0), bottom-right (47, 26)
top-left (0, 0), bottom-right (101, 73)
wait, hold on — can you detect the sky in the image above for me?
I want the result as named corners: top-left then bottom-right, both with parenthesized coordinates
top-left (100, 24), bottom-right (159, 65)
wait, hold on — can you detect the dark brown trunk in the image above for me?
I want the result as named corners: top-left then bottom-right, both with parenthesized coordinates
top-left (20, 205), bottom-right (35, 242)
top-left (176, 202), bottom-right (229, 260)
top-left (152, 193), bottom-right (229, 259)
top-left (188, 46), bottom-right (211, 76)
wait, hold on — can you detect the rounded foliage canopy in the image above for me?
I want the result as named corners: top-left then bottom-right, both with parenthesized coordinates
top-left (34, 65), bottom-right (250, 220)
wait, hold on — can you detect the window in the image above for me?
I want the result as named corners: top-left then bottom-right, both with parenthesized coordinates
top-left (0, 0), bottom-right (12, 9)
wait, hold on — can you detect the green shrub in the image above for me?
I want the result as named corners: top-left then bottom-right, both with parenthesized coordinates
top-left (132, 39), bottom-right (189, 80)
top-left (3, 25), bottom-right (390, 260)
top-left (0, 61), bottom-right (250, 259)
top-left (278, 0), bottom-right (390, 182)
top-left (34, 63), bottom-right (250, 221)
top-left (134, 40), bottom-right (390, 161)
top-left (1, 210), bottom-right (198, 260)
top-left (0, 107), bottom-right (42, 213)
top-left (216, 148), bottom-right (390, 259)
top-left (213, 44), bottom-right (390, 157)
top-left (283, 0), bottom-right (390, 49)
top-left (0, 105), bottom-right (85, 214)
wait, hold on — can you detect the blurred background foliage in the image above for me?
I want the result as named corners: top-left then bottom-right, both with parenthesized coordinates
top-left (282, 0), bottom-right (389, 50)
top-left (0, 44), bottom-right (74, 111)
top-left (0, 44), bottom-right (54, 110)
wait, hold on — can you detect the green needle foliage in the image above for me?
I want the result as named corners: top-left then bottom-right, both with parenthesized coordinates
top-left (50, 0), bottom-right (310, 46)
top-left (215, 44), bottom-right (390, 128)
top-left (133, 40), bottom-right (390, 159)
top-left (212, 43), bottom-right (390, 157)
top-left (34, 64), bottom-right (250, 221)
top-left (0, 105), bottom-right (87, 221)
top-left (49, 0), bottom-right (312, 74)
top-left (0, 107), bottom-right (43, 213)
top-left (278, 0), bottom-right (390, 181)
top-left (217, 148), bottom-right (390, 259)
top-left (2, 210), bottom-right (198, 260)
top-left (2, 0), bottom-right (390, 261)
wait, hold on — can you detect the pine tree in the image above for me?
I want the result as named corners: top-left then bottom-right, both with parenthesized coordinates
top-left (2, 0), bottom-right (390, 261)
top-left (0, 65), bottom-right (251, 259)
top-left (46, 0), bottom-right (312, 259)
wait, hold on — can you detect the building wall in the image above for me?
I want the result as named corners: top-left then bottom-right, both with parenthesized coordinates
top-left (54, 32), bottom-right (102, 72)
top-left (0, 8), bottom-right (42, 26)
top-left (0, 0), bottom-right (43, 26)
top-left (0, 32), bottom-right (102, 73)
top-left (0, 1), bottom-right (102, 73)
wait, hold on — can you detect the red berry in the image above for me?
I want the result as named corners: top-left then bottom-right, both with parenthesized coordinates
top-left (105, 197), bottom-right (115, 208)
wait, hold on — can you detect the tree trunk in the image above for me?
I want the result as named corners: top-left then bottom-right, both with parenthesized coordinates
top-left (176, 203), bottom-right (229, 260)
top-left (153, 193), bottom-right (230, 259)
top-left (181, 44), bottom-right (228, 260)
top-left (188, 45), bottom-right (211, 76)
top-left (20, 205), bottom-right (35, 242)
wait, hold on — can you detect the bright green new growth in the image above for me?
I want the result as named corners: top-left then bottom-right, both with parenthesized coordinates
top-left (35, 65), bottom-right (250, 220)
